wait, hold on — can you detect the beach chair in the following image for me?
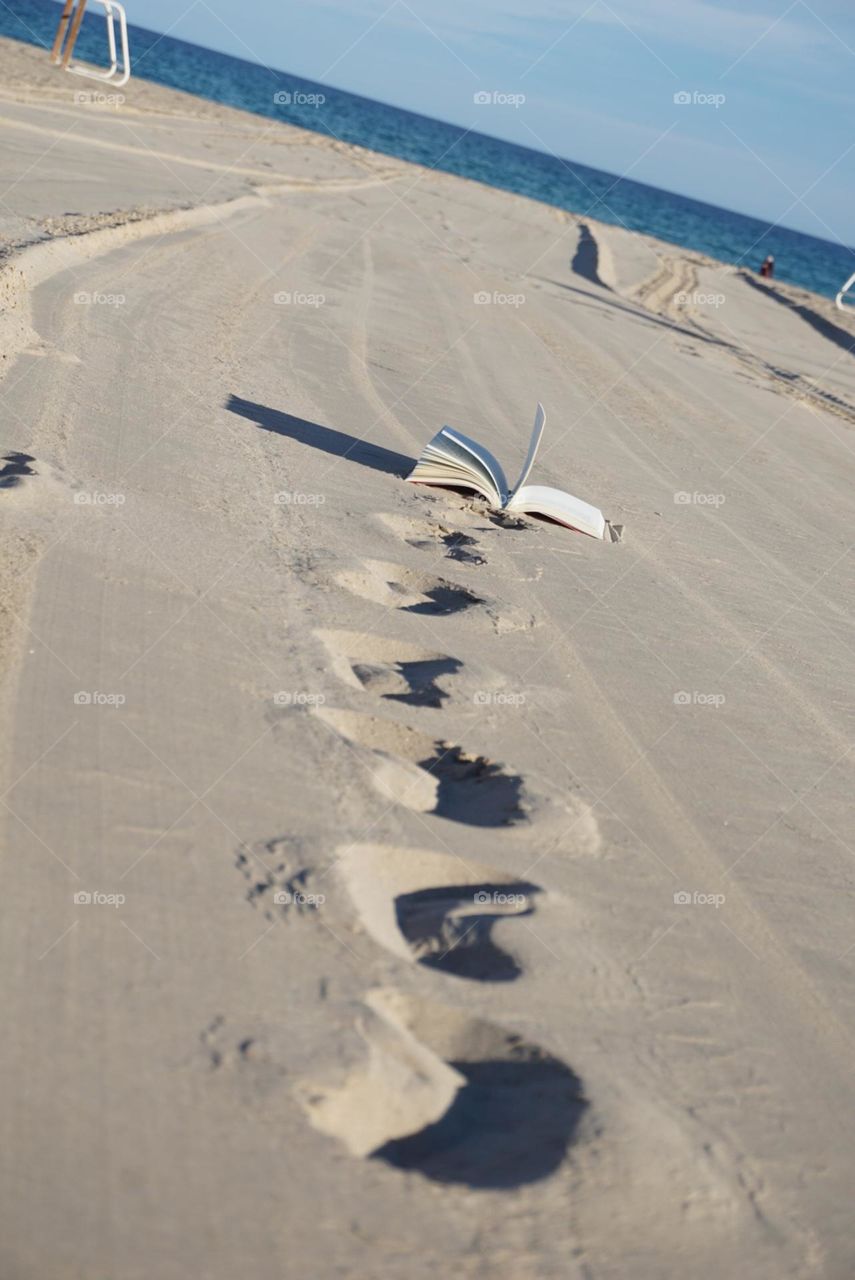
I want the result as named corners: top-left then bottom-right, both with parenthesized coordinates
top-left (835, 271), bottom-right (855, 312)
top-left (51, 0), bottom-right (131, 87)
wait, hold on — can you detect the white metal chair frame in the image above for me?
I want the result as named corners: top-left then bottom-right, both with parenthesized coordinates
top-left (835, 271), bottom-right (855, 312)
top-left (51, 0), bottom-right (131, 87)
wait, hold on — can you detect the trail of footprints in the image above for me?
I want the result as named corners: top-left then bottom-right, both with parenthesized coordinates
top-left (247, 504), bottom-right (587, 1185)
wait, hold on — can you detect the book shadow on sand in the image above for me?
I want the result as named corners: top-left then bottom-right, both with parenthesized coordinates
top-left (226, 396), bottom-right (414, 478)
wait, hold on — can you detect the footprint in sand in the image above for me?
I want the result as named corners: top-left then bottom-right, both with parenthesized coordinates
top-left (336, 843), bottom-right (540, 982)
top-left (235, 837), bottom-right (323, 922)
top-left (335, 557), bottom-right (483, 616)
top-left (314, 706), bottom-right (525, 826)
top-left (0, 451), bottom-right (36, 491)
top-left (198, 1015), bottom-right (289, 1104)
top-left (316, 629), bottom-right (462, 708)
top-left (375, 513), bottom-right (488, 564)
top-left (295, 988), bottom-right (586, 1187)
top-left (439, 531), bottom-right (487, 564)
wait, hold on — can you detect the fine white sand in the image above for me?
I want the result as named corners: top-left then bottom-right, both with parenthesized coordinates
top-left (1, 34), bottom-right (854, 1280)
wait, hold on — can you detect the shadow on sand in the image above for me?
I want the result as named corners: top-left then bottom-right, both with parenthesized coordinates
top-left (373, 1053), bottom-right (587, 1187)
top-left (226, 395), bottom-right (414, 478)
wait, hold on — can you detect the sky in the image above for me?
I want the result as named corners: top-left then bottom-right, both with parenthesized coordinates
top-left (95, 0), bottom-right (855, 242)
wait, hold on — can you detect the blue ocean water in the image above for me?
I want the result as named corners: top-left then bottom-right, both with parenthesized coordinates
top-left (3, 0), bottom-right (853, 300)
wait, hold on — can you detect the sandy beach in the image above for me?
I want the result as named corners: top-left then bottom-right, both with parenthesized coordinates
top-left (1, 34), bottom-right (854, 1280)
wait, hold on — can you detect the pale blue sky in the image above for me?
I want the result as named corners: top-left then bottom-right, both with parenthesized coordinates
top-left (132, 0), bottom-right (854, 241)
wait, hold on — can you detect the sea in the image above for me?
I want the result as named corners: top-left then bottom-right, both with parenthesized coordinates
top-left (2, 0), bottom-right (853, 301)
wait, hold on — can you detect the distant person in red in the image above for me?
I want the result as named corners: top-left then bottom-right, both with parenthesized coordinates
top-left (759, 254), bottom-right (775, 278)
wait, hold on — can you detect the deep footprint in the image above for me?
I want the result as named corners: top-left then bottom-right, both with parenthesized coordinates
top-left (396, 882), bottom-right (538, 981)
top-left (315, 708), bottom-right (525, 826)
top-left (374, 514), bottom-right (488, 564)
top-left (401, 583), bottom-right (482, 616)
top-left (335, 558), bottom-right (484, 615)
top-left (375, 1053), bottom-right (586, 1187)
top-left (316, 629), bottom-right (462, 708)
top-left (336, 844), bottom-right (540, 981)
top-left (297, 989), bottom-right (587, 1188)
top-left (358, 656), bottom-right (461, 707)
top-left (421, 742), bottom-right (524, 826)
top-left (441, 531), bottom-right (486, 565)
top-left (0, 452), bottom-right (36, 490)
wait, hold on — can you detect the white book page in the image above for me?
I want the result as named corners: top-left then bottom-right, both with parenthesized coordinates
top-left (406, 466), bottom-right (498, 504)
top-left (439, 427), bottom-right (508, 505)
top-left (507, 484), bottom-right (606, 539)
top-left (508, 402), bottom-right (546, 502)
top-left (406, 427), bottom-right (504, 506)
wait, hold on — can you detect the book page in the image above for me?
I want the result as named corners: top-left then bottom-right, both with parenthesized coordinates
top-left (406, 428), bottom-right (504, 506)
top-left (507, 484), bottom-right (606, 538)
top-left (439, 428), bottom-right (508, 505)
top-left (508, 402), bottom-right (546, 502)
top-left (406, 466), bottom-right (500, 504)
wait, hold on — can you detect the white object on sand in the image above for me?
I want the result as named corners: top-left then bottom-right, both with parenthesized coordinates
top-left (406, 402), bottom-right (606, 538)
top-left (835, 271), bottom-right (855, 311)
top-left (51, 0), bottom-right (131, 87)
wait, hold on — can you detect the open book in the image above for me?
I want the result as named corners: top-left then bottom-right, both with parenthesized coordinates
top-left (405, 403), bottom-right (606, 539)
